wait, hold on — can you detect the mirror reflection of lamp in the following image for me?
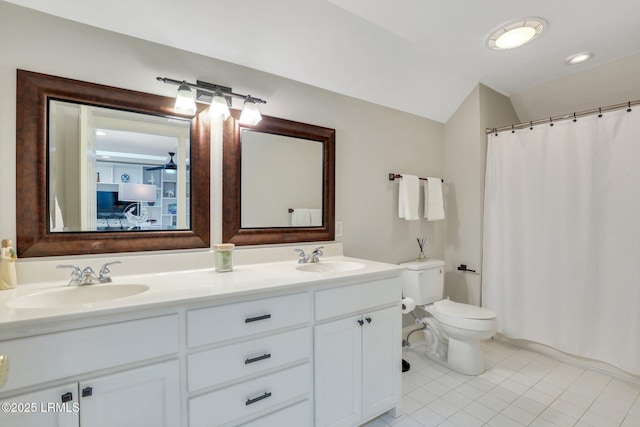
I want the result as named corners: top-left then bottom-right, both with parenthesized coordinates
top-left (118, 183), bottom-right (157, 229)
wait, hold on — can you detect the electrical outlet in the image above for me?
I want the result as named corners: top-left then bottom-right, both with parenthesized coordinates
top-left (335, 220), bottom-right (343, 238)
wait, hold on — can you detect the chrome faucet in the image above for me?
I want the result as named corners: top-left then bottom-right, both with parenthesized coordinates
top-left (79, 267), bottom-right (99, 285)
top-left (57, 261), bottom-right (122, 285)
top-left (294, 247), bottom-right (324, 264)
top-left (98, 261), bottom-right (122, 283)
top-left (57, 264), bottom-right (82, 285)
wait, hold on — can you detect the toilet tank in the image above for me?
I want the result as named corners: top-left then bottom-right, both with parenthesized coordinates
top-left (400, 259), bottom-right (445, 305)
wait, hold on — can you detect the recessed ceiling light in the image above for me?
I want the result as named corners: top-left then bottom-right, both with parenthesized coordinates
top-left (486, 18), bottom-right (546, 50)
top-left (565, 51), bottom-right (594, 65)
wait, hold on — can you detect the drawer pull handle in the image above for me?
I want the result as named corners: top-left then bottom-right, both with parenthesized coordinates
top-left (61, 392), bottom-right (73, 403)
top-left (245, 314), bottom-right (271, 323)
top-left (366, 317), bottom-right (372, 323)
top-left (245, 353), bottom-right (272, 365)
top-left (357, 319), bottom-right (364, 326)
top-left (82, 387), bottom-right (93, 397)
top-left (246, 392), bottom-right (272, 406)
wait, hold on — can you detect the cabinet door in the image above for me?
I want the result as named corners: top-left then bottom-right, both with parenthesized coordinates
top-left (79, 360), bottom-right (179, 427)
top-left (314, 315), bottom-right (362, 427)
top-left (0, 383), bottom-right (79, 427)
top-left (362, 306), bottom-right (400, 420)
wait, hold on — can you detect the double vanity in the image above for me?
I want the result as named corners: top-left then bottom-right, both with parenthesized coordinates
top-left (7, 70), bottom-right (395, 426)
top-left (0, 254), bottom-right (403, 427)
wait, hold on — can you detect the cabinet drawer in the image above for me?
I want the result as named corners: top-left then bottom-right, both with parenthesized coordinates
top-left (189, 363), bottom-right (310, 427)
top-left (240, 400), bottom-right (310, 427)
top-left (187, 327), bottom-right (310, 392)
top-left (187, 293), bottom-right (309, 348)
top-left (0, 315), bottom-right (178, 393)
top-left (315, 278), bottom-right (401, 321)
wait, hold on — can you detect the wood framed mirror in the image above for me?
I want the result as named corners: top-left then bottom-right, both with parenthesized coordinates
top-left (16, 70), bottom-right (210, 257)
top-left (222, 110), bottom-right (335, 245)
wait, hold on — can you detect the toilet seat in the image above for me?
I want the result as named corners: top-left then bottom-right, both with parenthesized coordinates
top-left (433, 299), bottom-right (496, 320)
top-left (424, 299), bottom-right (497, 333)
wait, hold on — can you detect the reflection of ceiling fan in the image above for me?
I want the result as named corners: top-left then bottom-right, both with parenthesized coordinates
top-left (145, 152), bottom-right (177, 171)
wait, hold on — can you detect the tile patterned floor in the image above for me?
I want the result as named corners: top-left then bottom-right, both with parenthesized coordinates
top-left (366, 339), bottom-right (640, 427)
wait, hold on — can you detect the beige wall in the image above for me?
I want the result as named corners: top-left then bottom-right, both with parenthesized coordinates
top-left (443, 84), bottom-right (519, 306)
top-left (0, 2), bottom-right (444, 264)
top-left (510, 54), bottom-right (640, 123)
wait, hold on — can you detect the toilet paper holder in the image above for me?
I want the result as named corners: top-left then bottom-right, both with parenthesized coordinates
top-left (457, 264), bottom-right (476, 273)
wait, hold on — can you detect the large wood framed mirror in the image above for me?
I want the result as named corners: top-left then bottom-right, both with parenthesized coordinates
top-left (222, 110), bottom-right (335, 245)
top-left (16, 70), bottom-right (210, 257)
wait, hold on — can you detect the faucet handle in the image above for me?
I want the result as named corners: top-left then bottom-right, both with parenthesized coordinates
top-left (99, 261), bottom-right (121, 282)
top-left (312, 246), bottom-right (324, 255)
top-left (294, 249), bottom-right (307, 264)
top-left (57, 264), bottom-right (81, 279)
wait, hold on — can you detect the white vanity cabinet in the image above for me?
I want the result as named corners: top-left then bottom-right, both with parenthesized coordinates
top-left (186, 292), bottom-right (312, 427)
top-left (314, 278), bottom-right (402, 427)
top-left (0, 361), bottom-right (179, 427)
top-left (0, 257), bottom-right (404, 427)
top-left (0, 314), bottom-right (179, 427)
top-left (78, 360), bottom-right (179, 427)
top-left (0, 382), bottom-right (79, 426)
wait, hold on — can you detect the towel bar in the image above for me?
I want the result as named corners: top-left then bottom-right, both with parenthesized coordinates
top-left (389, 173), bottom-right (443, 182)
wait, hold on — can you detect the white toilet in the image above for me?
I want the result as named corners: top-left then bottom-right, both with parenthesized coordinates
top-left (401, 259), bottom-right (497, 375)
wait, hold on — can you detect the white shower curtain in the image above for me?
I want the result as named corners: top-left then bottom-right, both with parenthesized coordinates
top-left (483, 108), bottom-right (640, 375)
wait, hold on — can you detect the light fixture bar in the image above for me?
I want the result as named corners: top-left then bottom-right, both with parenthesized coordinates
top-left (195, 80), bottom-right (232, 105)
top-left (156, 77), bottom-right (267, 105)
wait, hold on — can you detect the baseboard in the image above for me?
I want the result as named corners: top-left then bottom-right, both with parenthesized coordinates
top-left (494, 334), bottom-right (640, 385)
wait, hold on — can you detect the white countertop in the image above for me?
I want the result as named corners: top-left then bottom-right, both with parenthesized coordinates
top-left (0, 256), bottom-right (404, 333)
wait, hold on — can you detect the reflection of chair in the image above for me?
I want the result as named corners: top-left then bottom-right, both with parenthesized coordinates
top-left (118, 183), bottom-right (157, 229)
top-left (164, 190), bottom-right (175, 197)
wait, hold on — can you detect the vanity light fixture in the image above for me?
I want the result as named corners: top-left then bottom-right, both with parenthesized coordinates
top-left (239, 96), bottom-right (262, 125)
top-left (173, 81), bottom-right (197, 115)
top-left (157, 77), bottom-right (266, 122)
top-left (486, 18), bottom-right (546, 50)
top-left (565, 51), bottom-right (594, 65)
top-left (209, 90), bottom-right (231, 120)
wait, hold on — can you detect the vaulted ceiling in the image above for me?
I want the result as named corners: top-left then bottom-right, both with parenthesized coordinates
top-left (7, 0), bottom-right (640, 122)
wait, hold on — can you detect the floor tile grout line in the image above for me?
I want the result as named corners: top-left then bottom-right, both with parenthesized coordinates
top-left (394, 341), bottom-right (639, 427)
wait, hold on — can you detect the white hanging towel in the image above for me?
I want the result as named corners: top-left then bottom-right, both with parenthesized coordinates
top-left (398, 174), bottom-right (420, 220)
top-left (424, 177), bottom-right (445, 221)
top-left (291, 208), bottom-right (312, 226)
top-left (310, 209), bottom-right (322, 226)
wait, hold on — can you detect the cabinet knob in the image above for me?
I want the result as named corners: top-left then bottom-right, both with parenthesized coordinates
top-left (365, 317), bottom-right (372, 324)
top-left (61, 392), bottom-right (73, 403)
top-left (82, 387), bottom-right (93, 397)
top-left (357, 319), bottom-right (364, 326)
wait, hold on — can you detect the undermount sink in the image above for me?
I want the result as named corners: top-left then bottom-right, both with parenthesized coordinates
top-left (296, 261), bottom-right (365, 273)
top-left (8, 284), bottom-right (150, 309)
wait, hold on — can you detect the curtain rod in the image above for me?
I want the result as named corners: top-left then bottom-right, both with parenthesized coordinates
top-left (486, 99), bottom-right (640, 135)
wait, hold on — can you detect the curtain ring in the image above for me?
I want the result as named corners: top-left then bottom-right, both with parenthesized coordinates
top-left (598, 107), bottom-right (602, 118)
top-left (573, 112), bottom-right (577, 122)
top-left (627, 101), bottom-right (632, 112)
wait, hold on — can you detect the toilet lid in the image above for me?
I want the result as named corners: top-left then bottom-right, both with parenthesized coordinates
top-left (433, 299), bottom-right (496, 320)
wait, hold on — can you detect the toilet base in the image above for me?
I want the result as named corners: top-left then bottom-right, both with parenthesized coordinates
top-left (447, 337), bottom-right (484, 375)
